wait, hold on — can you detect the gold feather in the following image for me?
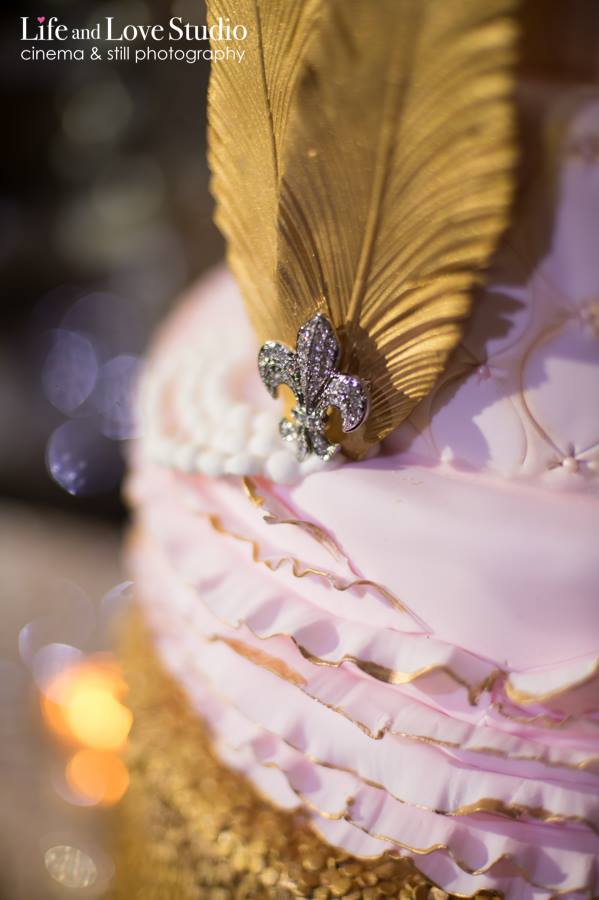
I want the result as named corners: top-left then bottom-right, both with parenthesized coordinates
top-left (208, 0), bottom-right (518, 449)
top-left (206, 0), bottom-right (321, 340)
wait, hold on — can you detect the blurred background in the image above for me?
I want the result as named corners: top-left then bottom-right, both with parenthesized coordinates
top-left (0, 1), bottom-right (221, 896)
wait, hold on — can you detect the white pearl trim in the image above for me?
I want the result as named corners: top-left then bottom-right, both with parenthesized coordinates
top-left (138, 345), bottom-right (349, 485)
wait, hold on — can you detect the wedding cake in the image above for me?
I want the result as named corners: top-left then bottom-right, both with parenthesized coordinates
top-left (116, 2), bottom-right (599, 898)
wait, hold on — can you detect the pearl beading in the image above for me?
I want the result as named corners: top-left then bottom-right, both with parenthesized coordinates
top-left (138, 341), bottom-right (349, 485)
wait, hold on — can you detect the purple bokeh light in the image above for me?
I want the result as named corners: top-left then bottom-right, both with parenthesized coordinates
top-left (41, 329), bottom-right (98, 414)
top-left (45, 419), bottom-right (123, 496)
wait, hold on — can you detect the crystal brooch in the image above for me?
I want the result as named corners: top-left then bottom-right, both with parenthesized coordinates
top-left (258, 314), bottom-right (369, 461)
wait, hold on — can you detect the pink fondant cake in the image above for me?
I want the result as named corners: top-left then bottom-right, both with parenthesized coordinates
top-left (128, 92), bottom-right (599, 897)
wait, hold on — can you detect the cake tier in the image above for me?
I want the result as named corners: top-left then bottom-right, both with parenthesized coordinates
top-left (114, 612), bottom-right (505, 900)
top-left (128, 450), bottom-right (599, 897)
top-left (128, 91), bottom-right (599, 897)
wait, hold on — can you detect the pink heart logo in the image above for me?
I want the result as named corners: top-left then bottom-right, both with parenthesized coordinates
top-left (37, 16), bottom-right (45, 23)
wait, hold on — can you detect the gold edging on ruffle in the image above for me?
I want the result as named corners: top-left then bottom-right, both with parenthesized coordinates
top-left (336, 816), bottom-right (596, 892)
top-left (206, 510), bottom-right (412, 615)
top-left (200, 508), bottom-right (500, 706)
top-left (113, 607), bottom-right (507, 900)
top-left (241, 477), bottom-right (599, 711)
top-left (173, 540), bottom-right (598, 770)
top-left (208, 635), bottom-right (307, 687)
top-left (295, 642), bottom-right (500, 707)
top-left (135, 476), bottom-right (599, 720)
top-left (204, 630), bottom-right (599, 771)
top-left (504, 657), bottom-right (599, 706)
top-left (243, 475), bottom-right (346, 562)
top-left (495, 701), bottom-right (599, 730)
top-left (133, 519), bottom-right (599, 765)
top-left (240, 477), bottom-right (428, 629)
top-left (243, 748), bottom-right (598, 891)
top-left (207, 634), bottom-right (599, 836)
top-left (200, 509), bottom-right (599, 722)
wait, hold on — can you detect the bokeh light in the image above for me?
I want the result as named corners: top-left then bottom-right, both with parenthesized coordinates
top-left (44, 844), bottom-right (98, 888)
top-left (66, 684), bottom-right (131, 750)
top-left (32, 643), bottom-right (84, 700)
top-left (66, 748), bottom-right (129, 806)
top-left (94, 354), bottom-right (140, 440)
top-left (41, 329), bottom-right (98, 415)
top-left (46, 419), bottom-right (123, 496)
top-left (2, 2), bottom-right (220, 891)
top-left (40, 655), bottom-right (131, 751)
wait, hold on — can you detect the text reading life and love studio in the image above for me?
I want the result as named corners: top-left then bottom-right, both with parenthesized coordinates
top-left (20, 16), bottom-right (248, 64)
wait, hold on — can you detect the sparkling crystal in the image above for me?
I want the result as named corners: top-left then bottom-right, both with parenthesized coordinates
top-left (257, 314), bottom-right (369, 461)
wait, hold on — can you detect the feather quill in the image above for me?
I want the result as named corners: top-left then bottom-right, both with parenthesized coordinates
top-left (207, 0), bottom-right (518, 449)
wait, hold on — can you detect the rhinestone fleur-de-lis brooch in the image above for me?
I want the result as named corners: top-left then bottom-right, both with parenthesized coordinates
top-left (258, 314), bottom-right (369, 461)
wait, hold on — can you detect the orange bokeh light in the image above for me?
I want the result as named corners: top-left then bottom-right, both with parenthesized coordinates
top-left (40, 655), bottom-right (132, 751)
top-left (66, 748), bottom-right (129, 806)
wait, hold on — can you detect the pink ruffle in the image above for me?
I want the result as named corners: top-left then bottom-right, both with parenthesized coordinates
top-left (128, 493), bottom-right (599, 897)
